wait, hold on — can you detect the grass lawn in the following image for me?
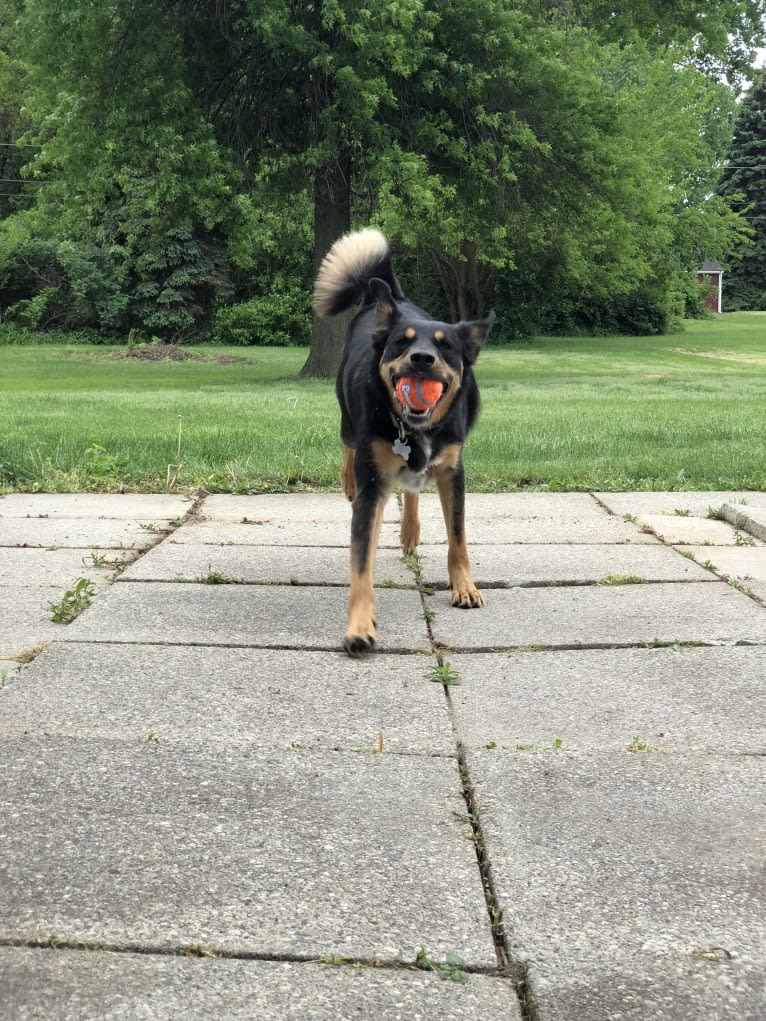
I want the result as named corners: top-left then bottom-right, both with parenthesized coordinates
top-left (1, 313), bottom-right (764, 494)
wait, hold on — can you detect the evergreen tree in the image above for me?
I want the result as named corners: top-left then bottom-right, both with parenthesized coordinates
top-left (717, 71), bottom-right (766, 309)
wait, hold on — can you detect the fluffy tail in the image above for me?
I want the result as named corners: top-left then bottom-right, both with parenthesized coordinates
top-left (313, 228), bottom-right (403, 317)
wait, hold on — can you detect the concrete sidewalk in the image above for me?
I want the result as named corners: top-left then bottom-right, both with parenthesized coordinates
top-left (1, 490), bottom-right (765, 1020)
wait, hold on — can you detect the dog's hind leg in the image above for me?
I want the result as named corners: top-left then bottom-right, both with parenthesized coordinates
top-left (341, 444), bottom-right (357, 501)
top-left (434, 447), bottom-right (484, 609)
top-left (400, 491), bottom-right (420, 555)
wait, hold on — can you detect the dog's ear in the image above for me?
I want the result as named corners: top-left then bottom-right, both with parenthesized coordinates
top-left (369, 278), bottom-right (399, 323)
top-left (457, 310), bottom-right (495, 365)
top-left (369, 277), bottom-right (400, 346)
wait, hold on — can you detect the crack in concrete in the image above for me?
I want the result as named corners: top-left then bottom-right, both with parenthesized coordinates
top-left (0, 936), bottom-right (508, 979)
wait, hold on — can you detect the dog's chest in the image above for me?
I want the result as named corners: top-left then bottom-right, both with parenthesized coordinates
top-left (397, 435), bottom-right (443, 492)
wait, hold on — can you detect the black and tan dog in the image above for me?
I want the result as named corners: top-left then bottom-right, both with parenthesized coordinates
top-left (313, 228), bottom-right (495, 656)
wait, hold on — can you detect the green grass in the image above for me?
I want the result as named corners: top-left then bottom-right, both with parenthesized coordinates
top-left (1, 313), bottom-right (765, 493)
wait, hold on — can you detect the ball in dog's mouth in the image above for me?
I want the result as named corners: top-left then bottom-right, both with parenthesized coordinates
top-left (394, 376), bottom-right (444, 414)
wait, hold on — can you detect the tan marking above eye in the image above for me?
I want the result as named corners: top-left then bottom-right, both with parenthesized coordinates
top-left (433, 330), bottom-right (445, 342)
top-left (404, 327), bottom-right (416, 340)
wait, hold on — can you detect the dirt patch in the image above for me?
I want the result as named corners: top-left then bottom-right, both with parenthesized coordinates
top-left (114, 344), bottom-right (247, 365)
top-left (673, 348), bottom-right (766, 366)
top-left (127, 344), bottom-right (201, 362)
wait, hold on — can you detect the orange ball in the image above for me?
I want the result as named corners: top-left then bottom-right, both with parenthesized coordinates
top-left (395, 376), bottom-right (444, 412)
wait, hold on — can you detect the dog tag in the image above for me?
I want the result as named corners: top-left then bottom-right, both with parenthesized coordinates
top-left (392, 436), bottom-right (411, 461)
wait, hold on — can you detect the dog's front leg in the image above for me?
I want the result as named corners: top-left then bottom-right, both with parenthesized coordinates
top-left (435, 451), bottom-right (483, 609)
top-left (345, 476), bottom-right (387, 656)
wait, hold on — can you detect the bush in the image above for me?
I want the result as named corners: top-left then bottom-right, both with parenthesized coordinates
top-left (0, 236), bottom-right (127, 332)
top-left (126, 223), bottom-right (233, 342)
top-left (0, 221), bottom-right (236, 341)
top-left (211, 289), bottom-right (311, 346)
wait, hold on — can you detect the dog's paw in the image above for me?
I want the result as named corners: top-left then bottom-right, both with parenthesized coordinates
top-left (400, 531), bottom-right (420, 556)
top-left (343, 627), bottom-right (377, 657)
top-left (342, 476), bottom-right (357, 502)
top-left (451, 584), bottom-right (484, 609)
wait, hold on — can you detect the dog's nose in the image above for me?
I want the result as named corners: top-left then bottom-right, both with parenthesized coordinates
top-left (409, 348), bottom-right (435, 369)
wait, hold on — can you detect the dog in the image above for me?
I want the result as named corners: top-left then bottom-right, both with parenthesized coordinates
top-left (313, 228), bottom-right (495, 656)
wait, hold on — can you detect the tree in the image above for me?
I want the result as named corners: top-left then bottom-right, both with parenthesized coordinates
top-left (172, 0), bottom-right (532, 374)
top-left (9, 0), bottom-right (243, 338)
top-left (4, 0), bottom-right (765, 355)
top-left (538, 0), bottom-right (766, 86)
top-left (717, 71), bottom-right (766, 309)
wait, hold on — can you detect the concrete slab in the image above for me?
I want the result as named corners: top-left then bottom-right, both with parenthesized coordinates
top-left (721, 501), bottom-right (766, 543)
top-left (0, 587), bottom-right (67, 660)
top-left (0, 643), bottom-right (453, 755)
top-left (594, 491), bottom-right (755, 518)
top-left (471, 750), bottom-right (766, 1021)
top-left (0, 493), bottom-right (192, 520)
top-left (527, 956), bottom-right (766, 1021)
top-left (447, 646), bottom-right (766, 754)
top-left (119, 543), bottom-right (414, 587)
top-left (0, 659), bottom-right (20, 680)
top-left (638, 515), bottom-right (759, 546)
top-left (746, 580), bottom-right (766, 602)
top-left (0, 518), bottom-right (172, 550)
top-left (425, 581), bottom-right (766, 650)
top-left (0, 547), bottom-right (134, 588)
top-left (424, 492), bottom-right (602, 518)
top-left (421, 515), bottom-right (655, 546)
top-left (62, 582), bottom-right (431, 652)
top-left (0, 948), bottom-right (522, 1021)
top-left (167, 519), bottom-right (403, 548)
top-left (419, 543), bottom-right (712, 588)
top-left (198, 492), bottom-right (393, 523)
top-left (0, 739), bottom-right (495, 966)
top-left (414, 494), bottom-right (656, 545)
top-left (678, 546), bottom-right (766, 581)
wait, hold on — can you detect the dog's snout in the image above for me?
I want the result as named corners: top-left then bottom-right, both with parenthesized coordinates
top-left (409, 347), bottom-right (436, 370)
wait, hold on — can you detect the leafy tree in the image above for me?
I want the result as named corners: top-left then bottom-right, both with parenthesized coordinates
top-left (539, 0), bottom-right (766, 85)
top-left (0, 0), bottom-right (33, 220)
top-left (717, 71), bottom-right (766, 309)
top-left (2, 0), bottom-right (765, 358)
top-left (108, 0), bottom-right (556, 366)
top-left (7, 0), bottom-right (243, 338)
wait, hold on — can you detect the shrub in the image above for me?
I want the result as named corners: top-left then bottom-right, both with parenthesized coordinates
top-left (211, 288), bottom-right (311, 346)
top-left (0, 236), bottom-right (126, 332)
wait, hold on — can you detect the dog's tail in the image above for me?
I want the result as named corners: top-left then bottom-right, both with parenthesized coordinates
top-left (313, 228), bottom-right (404, 318)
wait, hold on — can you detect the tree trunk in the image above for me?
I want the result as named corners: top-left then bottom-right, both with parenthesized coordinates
top-left (433, 242), bottom-right (491, 323)
top-left (300, 155), bottom-right (352, 378)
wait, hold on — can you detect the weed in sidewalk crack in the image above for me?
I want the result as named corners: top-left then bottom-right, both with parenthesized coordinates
top-left (734, 530), bottom-right (756, 547)
top-left (401, 552), bottom-right (422, 572)
top-left (627, 735), bottom-right (662, 753)
top-left (415, 948), bottom-right (469, 984)
top-left (48, 578), bottom-right (95, 623)
top-left (10, 642), bottom-right (49, 665)
top-left (427, 661), bottom-right (461, 686)
top-left (198, 568), bottom-right (233, 584)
